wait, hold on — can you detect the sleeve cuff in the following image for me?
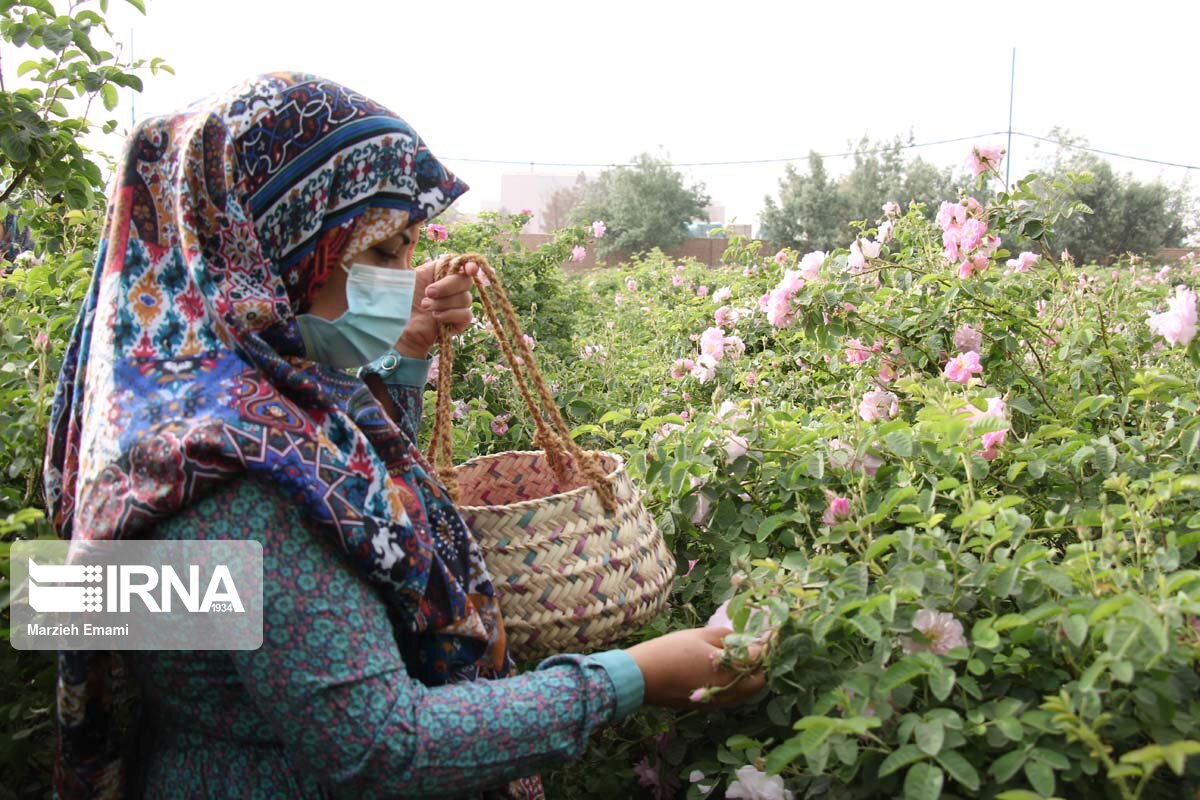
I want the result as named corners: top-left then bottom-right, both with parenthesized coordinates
top-left (588, 649), bottom-right (644, 721)
top-left (360, 350), bottom-right (432, 387)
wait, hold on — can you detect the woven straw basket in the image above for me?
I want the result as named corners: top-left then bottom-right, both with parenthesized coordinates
top-left (428, 254), bottom-right (676, 660)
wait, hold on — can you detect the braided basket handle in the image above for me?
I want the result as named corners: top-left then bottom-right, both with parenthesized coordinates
top-left (427, 253), bottom-right (616, 513)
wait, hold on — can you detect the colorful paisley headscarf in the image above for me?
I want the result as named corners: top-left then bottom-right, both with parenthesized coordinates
top-left (44, 72), bottom-right (532, 798)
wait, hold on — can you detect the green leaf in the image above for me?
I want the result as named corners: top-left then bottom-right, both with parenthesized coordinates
top-left (903, 762), bottom-right (944, 800)
top-left (765, 733), bottom-right (807, 774)
top-left (915, 720), bottom-right (944, 756)
top-left (884, 429), bottom-right (914, 458)
top-left (1024, 759), bottom-right (1055, 796)
top-left (991, 749), bottom-right (1027, 782)
top-left (927, 667), bottom-right (955, 701)
top-left (971, 618), bottom-right (1000, 650)
top-left (936, 750), bottom-right (981, 792)
top-left (1062, 614), bottom-right (1088, 647)
top-left (100, 81), bottom-right (118, 111)
top-left (880, 659), bottom-right (927, 693)
top-left (879, 744), bottom-right (926, 777)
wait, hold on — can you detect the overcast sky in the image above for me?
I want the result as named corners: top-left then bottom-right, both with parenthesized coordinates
top-left (98, 0), bottom-right (1198, 231)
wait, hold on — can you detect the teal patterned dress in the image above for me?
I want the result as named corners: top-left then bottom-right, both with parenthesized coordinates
top-left (125, 359), bottom-right (644, 798)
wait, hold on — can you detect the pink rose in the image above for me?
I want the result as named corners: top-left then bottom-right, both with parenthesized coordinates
top-left (844, 338), bottom-right (872, 365)
top-left (954, 324), bottom-right (983, 354)
top-left (799, 251), bottom-right (825, 281)
top-left (591, 220), bottom-right (606, 238)
top-left (1006, 251), bottom-right (1039, 273)
top-left (1147, 285), bottom-right (1199, 346)
top-left (426, 224), bottom-right (448, 242)
top-left (822, 494), bottom-right (852, 525)
top-left (697, 285), bottom-right (709, 298)
top-left (570, 246), bottom-right (587, 262)
top-left (774, 250), bottom-right (789, 267)
top-left (901, 609), bottom-right (967, 655)
top-left (712, 286), bottom-right (732, 304)
top-left (858, 390), bottom-right (899, 422)
top-left (882, 201), bottom-right (901, 217)
top-left (944, 351), bottom-right (983, 384)
top-left (714, 305), bottom-right (731, 327)
top-left (967, 144), bottom-right (1005, 178)
top-left (670, 358), bottom-right (695, 380)
top-left (490, 414), bottom-right (511, 436)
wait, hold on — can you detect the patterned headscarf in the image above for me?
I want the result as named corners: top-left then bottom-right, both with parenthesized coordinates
top-left (45, 73), bottom-right (522, 797)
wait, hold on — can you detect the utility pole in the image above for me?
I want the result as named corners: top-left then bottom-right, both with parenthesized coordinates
top-left (1005, 48), bottom-right (1015, 187)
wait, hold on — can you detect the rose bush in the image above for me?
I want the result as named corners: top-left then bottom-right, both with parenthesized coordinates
top-left (520, 159), bottom-right (1200, 798)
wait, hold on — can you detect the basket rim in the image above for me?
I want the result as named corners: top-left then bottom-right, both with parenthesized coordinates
top-left (453, 449), bottom-right (630, 513)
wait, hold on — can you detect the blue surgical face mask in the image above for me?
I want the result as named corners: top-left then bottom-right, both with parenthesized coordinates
top-left (296, 263), bottom-right (416, 369)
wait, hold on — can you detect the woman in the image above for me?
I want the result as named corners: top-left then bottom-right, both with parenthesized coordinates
top-left (45, 72), bottom-right (762, 799)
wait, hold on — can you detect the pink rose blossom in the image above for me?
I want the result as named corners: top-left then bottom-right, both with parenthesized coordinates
top-left (570, 245), bottom-right (587, 262)
top-left (744, 371), bottom-right (758, 386)
top-left (724, 433), bottom-right (750, 461)
top-left (764, 288), bottom-right (795, 327)
top-left (697, 285), bottom-right (709, 298)
top-left (847, 241), bottom-right (867, 274)
top-left (690, 355), bottom-right (717, 383)
top-left (858, 390), bottom-right (899, 422)
top-left (1147, 285), bottom-right (1199, 346)
top-left (519, 208), bottom-right (533, 216)
top-left (700, 327), bottom-right (727, 360)
top-left (967, 144), bottom-right (1006, 178)
top-left (799, 251), bottom-right (825, 281)
top-left (774, 250), bottom-right (789, 266)
top-left (712, 286), bottom-right (732, 304)
top-left (878, 219), bottom-right (895, 243)
top-left (844, 338), bottom-right (872, 365)
top-left (427, 354), bottom-right (440, 383)
top-left (1006, 251), bottom-right (1040, 273)
top-left (966, 396), bottom-right (1009, 460)
top-left (822, 494), bottom-right (852, 525)
top-left (591, 220), bottom-right (606, 238)
top-left (714, 305), bottom-right (731, 327)
top-left (672, 273), bottom-right (685, 287)
top-left (522, 334), bottom-right (537, 350)
top-left (670, 358), bottom-right (695, 379)
top-left (860, 238), bottom-right (882, 259)
top-left (878, 360), bottom-right (898, 383)
top-left (883, 201), bottom-right (901, 217)
top-left (490, 414), bottom-right (511, 436)
top-left (829, 439), bottom-right (883, 477)
top-left (944, 351), bottom-right (983, 384)
top-left (901, 609), bottom-right (968, 655)
top-left (35, 330), bottom-right (50, 351)
top-left (954, 324), bottom-right (983, 354)
top-left (625, 278), bottom-right (637, 292)
top-left (426, 224), bottom-right (448, 242)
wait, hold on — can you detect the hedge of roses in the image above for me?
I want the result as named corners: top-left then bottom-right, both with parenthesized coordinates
top-left (435, 159), bottom-right (1200, 799)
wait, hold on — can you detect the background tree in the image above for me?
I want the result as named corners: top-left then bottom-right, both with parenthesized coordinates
top-left (538, 172), bottom-right (587, 232)
top-left (760, 135), bottom-right (968, 251)
top-left (1033, 131), bottom-right (1193, 263)
top-left (571, 153), bottom-right (710, 255)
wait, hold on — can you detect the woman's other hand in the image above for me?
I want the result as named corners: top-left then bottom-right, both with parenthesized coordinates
top-left (624, 627), bottom-right (766, 709)
top-left (395, 260), bottom-right (478, 358)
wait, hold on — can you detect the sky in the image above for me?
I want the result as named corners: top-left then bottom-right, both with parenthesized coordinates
top-left (91, 0), bottom-right (1199, 233)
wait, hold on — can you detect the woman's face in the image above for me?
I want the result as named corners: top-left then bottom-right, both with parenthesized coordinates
top-left (307, 222), bottom-right (422, 320)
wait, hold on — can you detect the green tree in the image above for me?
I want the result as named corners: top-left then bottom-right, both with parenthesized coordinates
top-left (572, 153), bottom-right (710, 255)
top-left (0, 2), bottom-right (165, 795)
top-left (1035, 136), bottom-right (1193, 263)
top-left (760, 136), bottom-right (967, 251)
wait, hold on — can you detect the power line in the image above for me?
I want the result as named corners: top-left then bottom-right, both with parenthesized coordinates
top-left (1010, 132), bottom-right (1198, 171)
top-left (439, 130), bottom-right (1198, 172)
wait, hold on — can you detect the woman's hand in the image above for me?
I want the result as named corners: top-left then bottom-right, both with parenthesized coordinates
top-left (624, 627), bottom-right (766, 709)
top-left (394, 260), bottom-right (479, 359)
